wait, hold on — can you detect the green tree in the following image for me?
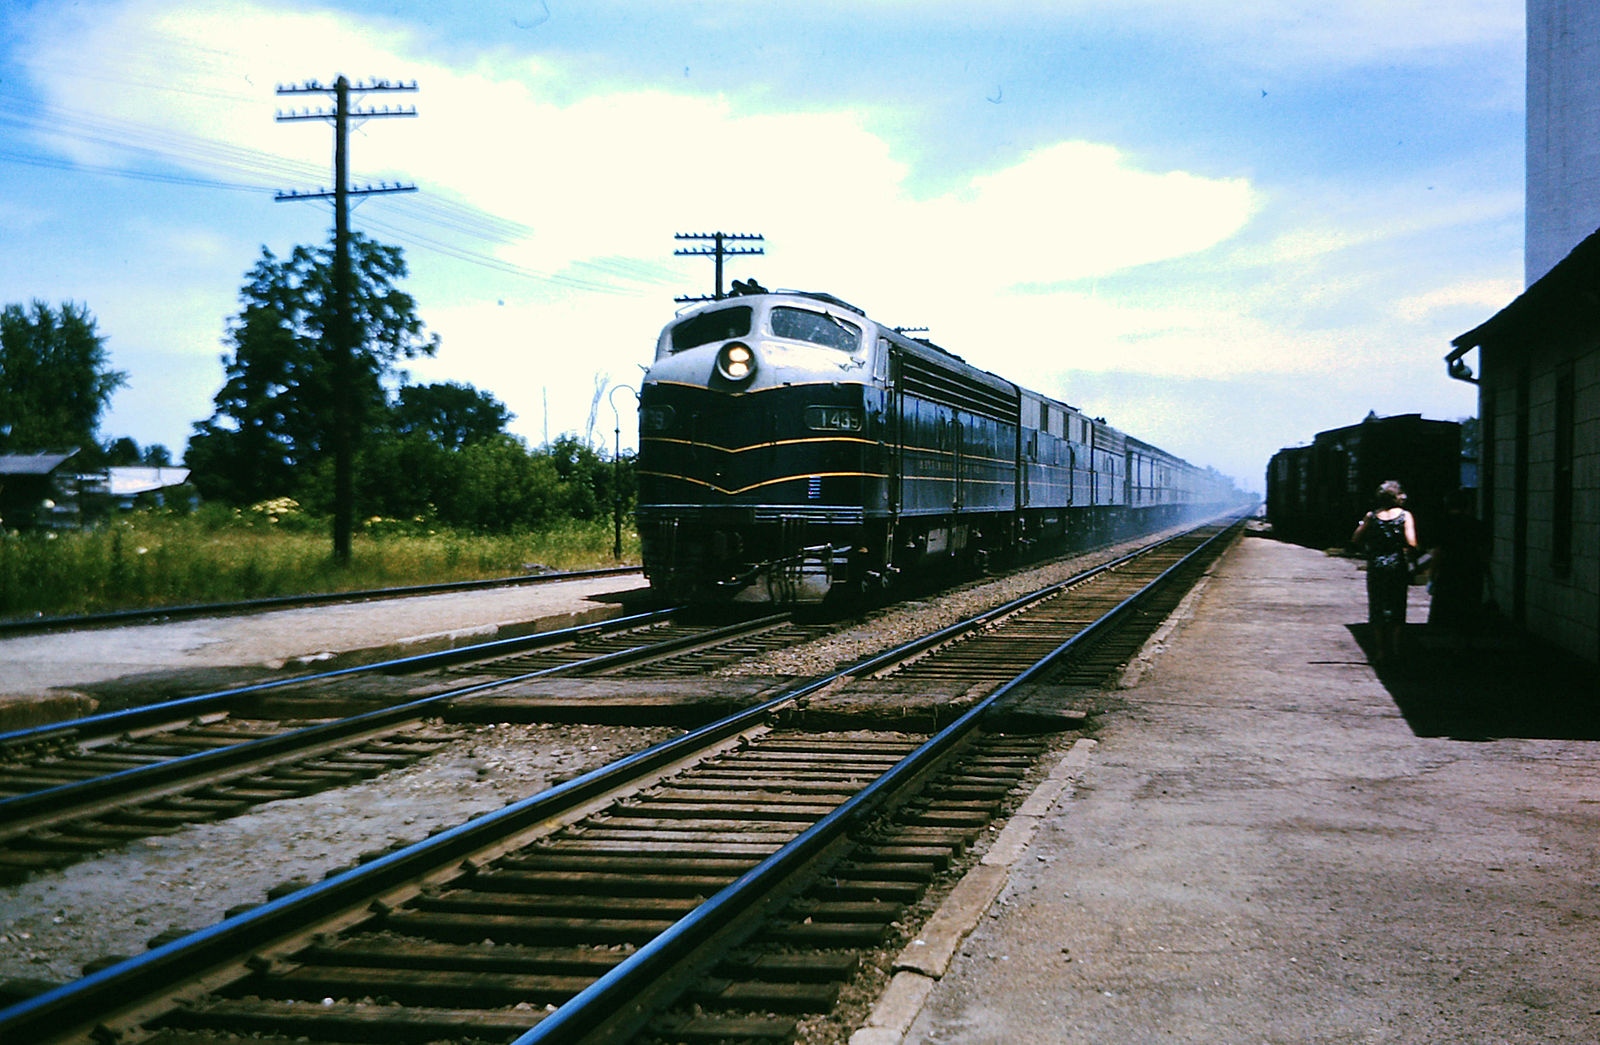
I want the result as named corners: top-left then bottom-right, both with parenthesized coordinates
top-left (0, 301), bottom-right (125, 451)
top-left (355, 431), bottom-right (454, 521)
top-left (100, 436), bottom-right (174, 467)
top-left (103, 436), bottom-right (142, 466)
top-left (452, 436), bottom-right (563, 531)
top-left (391, 381), bottom-right (513, 450)
top-left (545, 435), bottom-right (608, 520)
top-left (186, 236), bottom-right (438, 509)
top-left (350, 431), bottom-right (635, 535)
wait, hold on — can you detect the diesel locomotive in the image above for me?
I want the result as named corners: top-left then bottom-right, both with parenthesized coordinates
top-left (635, 286), bottom-right (1237, 604)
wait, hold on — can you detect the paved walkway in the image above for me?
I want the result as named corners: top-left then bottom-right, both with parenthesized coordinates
top-left (0, 573), bottom-right (649, 728)
top-left (866, 532), bottom-right (1600, 1044)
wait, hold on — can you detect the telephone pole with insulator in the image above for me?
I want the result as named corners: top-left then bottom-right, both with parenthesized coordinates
top-left (275, 75), bottom-right (417, 563)
top-left (673, 231), bottom-right (764, 303)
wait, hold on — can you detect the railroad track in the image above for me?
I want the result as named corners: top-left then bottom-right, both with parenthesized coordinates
top-left (0, 519), bottom-right (1220, 879)
top-left (0, 610), bottom-right (828, 883)
top-left (0, 565), bottom-right (646, 636)
top-left (881, 521), bottom-right (1223, 686)
top-left (439, 617), bottom-right (834, 681)
top-left (0, 514), bottom-right (1245, 1045)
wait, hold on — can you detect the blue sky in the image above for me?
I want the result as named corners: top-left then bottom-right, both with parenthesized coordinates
top-left (0, 0), bottom-right (1524, 492)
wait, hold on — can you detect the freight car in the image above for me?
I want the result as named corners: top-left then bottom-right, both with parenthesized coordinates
top-left (1266, 413), bottom-right (1465, 550)
top-left (635, 287), bottom-right (1238, 604)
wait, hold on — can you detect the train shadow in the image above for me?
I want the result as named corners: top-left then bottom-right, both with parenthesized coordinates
top-left (1348, 624), bottom-right (1600, 741)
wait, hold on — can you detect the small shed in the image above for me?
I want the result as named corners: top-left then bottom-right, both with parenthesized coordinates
top-left (103, 466), bottom-right (193, 510)
top-left (0, 449), bottom-right (81, 530)
top-left (1448, 227), bottom-right (1600, 666)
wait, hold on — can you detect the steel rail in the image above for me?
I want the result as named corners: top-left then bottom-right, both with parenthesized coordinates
top-left (512, 516), bottom-right (1244, 1044)
top-left (0, 565), bottom-right (645, 636)
top-left (0, 605), bottom-right (681, 752)
top-left (0, 517), bottom-right (1243, 1045)
top-left (0, 610), bottom-right (775, 835)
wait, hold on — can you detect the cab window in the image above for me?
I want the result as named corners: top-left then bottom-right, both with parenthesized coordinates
top-left (670, 306), bottom-right (752, 352)
top-left (770, 307), bottom-right (862, 352)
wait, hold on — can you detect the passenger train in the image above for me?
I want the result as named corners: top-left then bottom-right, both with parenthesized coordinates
top-left (635, 285), bottom-right (1239, 604)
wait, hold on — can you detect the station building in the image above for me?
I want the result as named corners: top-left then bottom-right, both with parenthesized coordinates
top-left (1448, 236), bottom-right (1600, 666)
top-left (1444, 0), bottom-right (1600, 666)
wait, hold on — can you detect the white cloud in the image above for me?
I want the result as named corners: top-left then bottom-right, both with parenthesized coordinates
top-left (125, 217), bottom-right (236, 271)
top-left (930, 288), bottom-right (1349, 386)
top-left (1394, 278), bottom-right (1521, 322)
top-left (960, 142), bottom-right (1256, 284)
top-left (13, 0), bottom-right (1513, 477)
top-left (31, 1), bottom-right (1254, 279)
top-left (23, 0), bottom-right (1265, 450)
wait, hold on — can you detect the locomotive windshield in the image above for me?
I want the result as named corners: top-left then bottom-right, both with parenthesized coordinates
top-left (670, 306), bottom-right (752, 352)
top-left (771, 306), bottom-right (862, 352)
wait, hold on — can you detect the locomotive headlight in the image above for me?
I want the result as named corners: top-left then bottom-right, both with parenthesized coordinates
top-left (716, 341), bottom-right (756, 383)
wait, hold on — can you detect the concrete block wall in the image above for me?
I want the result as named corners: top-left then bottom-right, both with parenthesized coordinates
top-left (1565, 352), bottom-right (1600, 655)
top-left (1484, 384), bottom-right (1516, 621)
top-left (1485, 341), bottom-right (1600, 661)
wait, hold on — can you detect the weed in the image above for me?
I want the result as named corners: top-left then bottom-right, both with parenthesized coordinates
top-left (0, 511), bottom-right (639, 620)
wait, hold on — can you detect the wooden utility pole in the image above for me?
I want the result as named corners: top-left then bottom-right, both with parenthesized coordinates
top-left (275, 75), bottom-right (417, 563)
top-left (674, 231), bottom-right (764, 303)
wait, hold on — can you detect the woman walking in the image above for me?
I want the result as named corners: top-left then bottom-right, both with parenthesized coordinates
top-left (1351, 479), bottom-right (1418, 663)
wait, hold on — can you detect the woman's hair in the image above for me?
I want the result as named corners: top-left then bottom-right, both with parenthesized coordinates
top-left (1374, 479), bottom-right (1405, 509)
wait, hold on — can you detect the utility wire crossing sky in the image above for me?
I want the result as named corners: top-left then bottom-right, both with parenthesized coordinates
top-left (0, 0), bottom-right (1522, 491)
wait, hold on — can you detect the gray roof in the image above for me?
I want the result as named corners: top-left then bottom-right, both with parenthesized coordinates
top-left (107, 466), bottom-right (191, 496)
top-left (0, 449), bottom-right (80, 476)
top-left (1452, 223), bottom-right (1600, 352)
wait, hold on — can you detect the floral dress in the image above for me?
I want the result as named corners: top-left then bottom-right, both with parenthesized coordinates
top-left (1363, 512), bottom-right (1411, 625)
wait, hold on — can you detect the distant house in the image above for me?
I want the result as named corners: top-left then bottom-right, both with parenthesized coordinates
top-left (101, 466), bottom-right (194, 511)
top-left (0, 449), bottom-right (82, 530)
top-left (1447, 227), bottom-right (1600, 666)
top-left (0, 454), bottom-right (194, 530)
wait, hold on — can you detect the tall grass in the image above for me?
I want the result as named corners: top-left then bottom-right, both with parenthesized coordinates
top-left (0, 505), bottom-right (640, 621)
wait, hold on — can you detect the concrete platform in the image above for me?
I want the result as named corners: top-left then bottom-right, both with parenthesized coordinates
top-left (861, 531), bottom-right (1600, 1044)
top-left (0, 572), bottom-right (651, 729)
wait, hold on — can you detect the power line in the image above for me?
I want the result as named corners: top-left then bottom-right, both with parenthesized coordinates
top-left (0, 88), bottom-right (684, 294)
top-left (0, 91), bottom-right (325, 188)
top-left (358, 213), bottom-right (643, 295)
top-left (0, 147), bottom-right (271, 192)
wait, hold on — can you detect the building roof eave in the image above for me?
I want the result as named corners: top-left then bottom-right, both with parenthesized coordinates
top-left (0, 448), bottom-right (82, 476)
top-left (1452, 224), bottom-right (1600, 355)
